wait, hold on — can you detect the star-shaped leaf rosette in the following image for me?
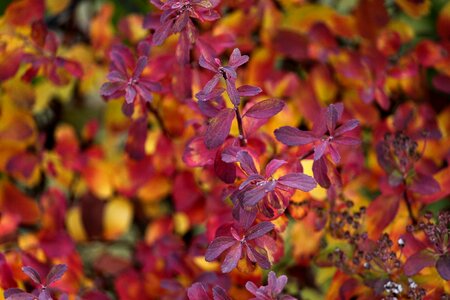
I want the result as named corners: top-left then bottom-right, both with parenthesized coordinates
top-left (196, 48), bottom-right (285, 149)
top-left (231, 150), bottom-right (317, 220)
top-left (205, 211), bottom-right (276, 273)
top-left (275, 103), bottom-right (360, 188)
top-left (148, 0), bottom-right (220, 46)
top-left (245, 271), bottom-right (298, 300)
top-left (100, 41), bottom-right (161, 117)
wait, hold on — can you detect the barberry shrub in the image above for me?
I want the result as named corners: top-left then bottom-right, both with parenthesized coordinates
top-left (0, 0), bottom-right (449, 300)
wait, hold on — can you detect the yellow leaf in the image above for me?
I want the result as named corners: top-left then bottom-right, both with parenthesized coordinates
top-left (301, 159), bottom-right (327, 200)
top-left (66, 206), bottom-right (87, 242)
top-left (103, 197), bottom-right (133, 240)
top-left (46, 0), bottom-right (70, 15)
top-left (173, 212), bottom-right (190, 236)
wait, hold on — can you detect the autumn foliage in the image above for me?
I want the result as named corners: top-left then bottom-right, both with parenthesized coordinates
top-left (0, 0), bottom-right (449, 299)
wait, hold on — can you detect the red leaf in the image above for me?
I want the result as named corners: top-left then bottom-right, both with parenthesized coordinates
top-left (244, 99), bottom-right (285, 119)
top-left (409, 172), bottom-right (440, 195)
top-left (125, 117), bottom-right (148, 160)
top-left (205, 108), bottom-right (235, 149)
top-left (403, 250), bottom-right (436, 276)
top-left (367, 194), bottom-right (400, 238)
top-left (432, 74), bottom-right (450, 94)
top-left (173, 171), bottom-right (203, 212)
top-left (0, 51), bottom-right (22, 82)
top-left (214, 148), bottom-right (236, 184)
top-left (5, 0), bottom-right (45, 26)
top-left (272, 29), bottom-right (308, 61)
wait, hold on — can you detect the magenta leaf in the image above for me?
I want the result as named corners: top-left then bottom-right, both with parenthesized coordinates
top-left (205, 108), bottom-right (235, 149)
top-left (221, 243), bottom-right (242, 273)
top-left (215, 149), bottom-right (236, 184)
top-left (278, 173), bottom-right (317, 192)
top-left (436, 254), bottom-right (450, 280)
top-left (403, 250), bottom-right (436, 276)
top-left (237, 85), bottom-right (262, 97)
top-left (409, 172), bottom-right (440, 195)
top-left (246, 222), bottom-right (274, 240)
top-left (46, 264), bottom-right (67, 286)
top-left (244, 99), bottom-right (285, 119)
top-left (274, 127), bottom-right (317, 146)
top-left (205, 236), bottom-right (236, 261)
top-left (21, 266), bottom-right (42, 285)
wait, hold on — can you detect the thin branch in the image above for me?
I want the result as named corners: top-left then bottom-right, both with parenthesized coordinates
top-left (234, 107), bottom-right (247, 147)
top-left (403, 188), bottom-right (417, 225)
top-left (146, 102), bottom-right (170, 137)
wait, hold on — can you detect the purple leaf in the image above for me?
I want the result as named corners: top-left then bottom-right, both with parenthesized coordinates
top-left (202, 74), bottom-right (221, 94)
top-left (213, 286), bottom-right (231, 300)
top-left (46, 264), bottom-right (67, 286)
top-left (229, 48), bottom-right (248, 67)
top-left (236, 151), bottom-right (258, 175)
top-left (265, 159), bottom-right (286, 177)
top-left (246, 244), bottom-right (270, 269)
top-left (187, 282), bottom-right (210, 300)
top-left (328, 144), bottom-right (341, 164)
top-left (225, 81), bottom-right (240, 106)
top-left (243, 184), bottom-right (269, 207)
top-left (277, 173), bottom-right (317, 192)
top-left (274, 127), bottom-right (317, 146)
top-left (100, 82), bottom-right (125, 97)
top-left (237, 85), bottom-right (262, 97)
top-left (205, 236), bottom-right (236, 261)
top-left (4, 291), bottom-right (36, 300)
top-left (333, 136), bottom-right (361, 145)
top-left (312, 158), bottom-right (330, 188)
top-left (132, 56), bottom-right (147, 80)
top-left (326, 104), bottom-right (339, 135)
top-left (244, 99), bottom-right (285, 119)
top-left (199, 53), bottom-right (218, 73)
top-left (403, 250), bottom-right (436, 276)
top-left (436, 254), bottom-right (450, 280)
top-left (152, 20), bottom-right (173, 46)
top-left (314, 141), bottom-right (328, 161)
top-left (125, 86), bottom-right (137, 104)
top-left (205, 108), bottom-right (235, 149)
top-left (246, 222), bottom-right (274, 240)
top-left (409, 172), bottom-right (440, 195)
top-left (38, 289), bottom-right (50, 300)
top-left (22, 266), bottom-right (42, 285)
top-left (221, 243), bottom-right (242, 273)
top-left (334, 119), bottom-right (359, 136)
